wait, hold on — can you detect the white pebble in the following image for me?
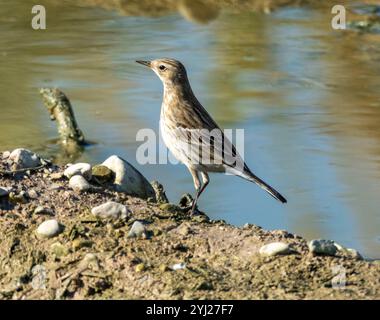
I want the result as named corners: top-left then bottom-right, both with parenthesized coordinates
top-left (9, 148), bottom-right (41, 169)
top-left (36, 219), bottom-right (62, 238)
top-left (91, 201), bottom-right (129, 220)
top-left (127, 221), bottom-right (146, 238)
top-left (64, 163), bottom-right (92, 180)
top-left (69, 175), bottom-right (91, 192)
top-left (259, 242), bottom-right (291, 257)
top-left (172, 263), bottom-right (186, 270)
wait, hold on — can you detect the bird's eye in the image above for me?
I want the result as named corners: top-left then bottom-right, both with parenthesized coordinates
top-left (159, 65), bottom-right (166, 71)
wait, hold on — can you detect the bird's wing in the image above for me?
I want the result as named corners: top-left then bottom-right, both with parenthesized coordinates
top-left (165, 99), bottom-right (247, 173)
top-left (171, 125), bottom-right (246, 174)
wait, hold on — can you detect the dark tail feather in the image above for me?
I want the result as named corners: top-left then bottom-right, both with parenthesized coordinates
top-left (243, 171), bottom-right (287, 204)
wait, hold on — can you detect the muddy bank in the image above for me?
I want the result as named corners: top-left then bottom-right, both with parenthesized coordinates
top-left (0, 150), bottom-right (379, 300)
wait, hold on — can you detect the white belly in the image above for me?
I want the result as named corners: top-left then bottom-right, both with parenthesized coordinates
top-left (160, 118), bottom-right (191, 166)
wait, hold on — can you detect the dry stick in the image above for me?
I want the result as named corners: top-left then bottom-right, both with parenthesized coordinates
top-left (39, 88), bottom-right (85, 153)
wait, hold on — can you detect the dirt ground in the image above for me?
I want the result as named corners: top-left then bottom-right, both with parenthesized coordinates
top-left (0, 152), bottom-right (379, 300)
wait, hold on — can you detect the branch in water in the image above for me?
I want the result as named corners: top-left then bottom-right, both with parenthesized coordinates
top-left (39, 88), bottom-right (85, 150)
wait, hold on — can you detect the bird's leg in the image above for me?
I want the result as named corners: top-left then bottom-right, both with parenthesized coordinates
top-left (190, 172), bottom-right (209, 215)
top-left (189, 168), bottom-right (201, 215)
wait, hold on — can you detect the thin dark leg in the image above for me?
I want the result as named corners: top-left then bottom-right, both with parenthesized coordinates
top-left (190, 174), bottom-right (210, 215)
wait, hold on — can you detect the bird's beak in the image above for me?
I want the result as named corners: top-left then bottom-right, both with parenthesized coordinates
top-left (136, 60), bottom-right (151, 68)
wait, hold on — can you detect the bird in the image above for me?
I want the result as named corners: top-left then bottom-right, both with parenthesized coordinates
top-left (136, 58), bottom-right (287, 214)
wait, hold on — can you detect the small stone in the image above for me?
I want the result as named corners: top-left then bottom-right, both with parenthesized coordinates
top-left (179, 193), bottom-right (194, 210)
top-left (151, 181), bottom-right (169, 204)
top-left (36, 219), bottom-right (63, 238)
top-left (72, 239), bottom-right (94, 251)
top-left (2, 151), bottom-right (10, 159)
top-left (308, 239), bottom-right (338, 256)
top-left (9, 191), bottom-right (28, 204)
top-left (31, 265), bottom-right (47, 290)
top-left (9, 148), bottom-right (41, 169)
top-left (27, 189), bottom-right (38, 199)
top-left (153, 229), bottom-right (162, 236)
top-left (135, 263), bottom-right (146, 272)
top-left (127, 221), bottom-right (146, 238)
top-left (92, 165), bottom-right (114, 184)
top-left (259, 242), bottom-right (291, 257)
top-left (34, 206), bottom-right (55, 216)
top-left (48, 184), bottom-right (63, 191)
top-left (346, 248), bottom-right (363, 260)
top-left (333, 242), bottom-right (363, 260)
top-left (178, 224), bottom-right (192, 236)
top-left (50, 242), bottom-right (68, 258)
top-left (171, 262), bottom-right (186, 270)
top-left (50, 172), bottom-right (64, 180)
top-left (69, 175), bottom-right (91, 192)
top-left (79, 253), bottom-right (100, 270)
top-left (159, 264), bottom-right (169, 272)
top-left (91, 201), bottom-right (129, 220)
top-left (0, 186), bottom-right (10, 197)
top-left (64, 163), bottom-right (92, 180)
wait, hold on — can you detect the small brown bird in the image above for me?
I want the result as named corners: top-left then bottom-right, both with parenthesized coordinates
top-left (137, 58), bottom-right (286, 214)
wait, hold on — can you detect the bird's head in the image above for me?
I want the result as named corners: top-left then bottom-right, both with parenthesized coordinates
top-left (136, 58), bottom-right (188, 85)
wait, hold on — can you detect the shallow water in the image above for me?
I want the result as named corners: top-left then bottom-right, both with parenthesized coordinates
top-left (1, 0), bottom-right (380, 258)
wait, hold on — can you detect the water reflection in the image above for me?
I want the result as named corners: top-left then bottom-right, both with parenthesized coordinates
top-left (0, 0), bottom-right (380, 257)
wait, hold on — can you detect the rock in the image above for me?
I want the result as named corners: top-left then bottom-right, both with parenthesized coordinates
top-left (34, 206), bottom-right (55, 216)
top-left (64, 163), bottom-right (92, 180)
top-left (2, 151), bottom-right (10, 159)
top-left (308, 239), bottom-right (338, 256)
top-left (178, 224), bottom-right (193, 236)
top-left (72, 239), bottom-right (94, 251)
top-left (346, 248), bottom-right (363, 260)
top-left (259, 242), bottom-right (291, 257)
top-left (50, 172), bottom-right (64, 180)
top-left (50, 242), bottom-right (69, 258)
top-left (48, 183), bottom-right (63, 191)
top-left (102, 155), bottom-right (155, 199)
top-left (127, 221), bottom-right (147, 238)
top-left (79, 253), bottom-right (100, 271)
top-left (31, 265), bottom-right (47, 290)
top-left (69, 175), bottom-right (91, 192)
top-left (92, 165), bottom-right (114, 184)
top-left (179, 193), bottom-right (194, 210)
top-left (333, 242), bottom-right (363, 260)
top-left (91, 201), bottom-right (129, 220)
top-left (9, 148), bottom-right (41, 169)
top-left (27, 189), bottom-right (38, 199)
top-left (135, 263), bottom-right (146, 272)
top-left (159, 264), bottom-right (169, 272)
top-left (0, 186), bottom-right (10, 197)
top-left (171, 262), bottom-right (186, 270)
top-left (9, 191), bottom-right (27, 204)
top-left (36, 219), bottom-right (63, 238)
top-left (151, 181), bottom-right (169, 203)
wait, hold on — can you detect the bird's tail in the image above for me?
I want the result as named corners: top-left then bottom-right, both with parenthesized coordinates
top-left (230, 167), bottom-right (287, 203)
top-left (246, 171), bottom-right (287, 203)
